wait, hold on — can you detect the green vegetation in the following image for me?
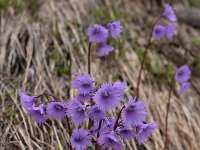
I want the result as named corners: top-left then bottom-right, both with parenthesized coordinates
top-left (189, 0), bottom-right (200, 7)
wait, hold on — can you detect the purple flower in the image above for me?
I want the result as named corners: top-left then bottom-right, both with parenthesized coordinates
top-left (73, 74), bottom-right (94, 94)
top-left (98, 131), bottom-right (121, 150)
top-left (136, 122), bottom-right (157, 144)
top-left (19, 92), bottom-right (37, 109)
top-left (66, 99), bottom-right (86, 126)
top-left (46, 102), bottom-right (66, 119)
top-left (70, 128), bottom-right (91, 150)
top-left (175, 65), bottom-right (191, 83)
top-left (89, 105), bottom-right (105, 122)
top-left (97, 43), bottom-right (114, 57)
top-left (90, 118), bottom-right (116, 137)
top-left (107, 20), bottom-right (123, 39)
top-left (118, 126), bottom-right (134, 140)
top-left (87, 24), bottom-right (108, 43)
top-left (153, 24), bottom-right (166, 40)
top-left (75, 93), bottom-right (90, 103)
top-left (93, 82), bottom-right (125, 111)
top-left (100, 118), bottom-right (116, 134)
top-left (113, 81), bottom-right (127, 95)
top-left (165, 23), bottom-right (176, 39)
top-left (179, 82), bottom-right (191, 94)
top-left (162, 3), bottom-right (176, 22)
top-left (122, 97), bottom-right (146, 126)
top-left (27, 104), bottom-right (46, 124)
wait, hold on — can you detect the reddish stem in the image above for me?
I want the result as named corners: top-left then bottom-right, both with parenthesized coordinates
top-left (95, 119), bottom-right (103, 150)
top-left (114, 106), bottom-right (125, 131)
top-left (135, 16), bottom-right (162, 101)
top-left (88, 42), bottom-right (93, 129)
top-left (163, 74), bottom-right (175, 150)
top-left (88, 42), bottom-right (92, 74)
top-left (66, 116), bottom-right (72, 150)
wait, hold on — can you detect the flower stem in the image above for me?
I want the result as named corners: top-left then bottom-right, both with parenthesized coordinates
top-left (95, 119), bottom-right (103, 150)
top-left (135, 16), bottom-right (162, 101)
top-left (163, 74), bottom-right (175, 150)
top-left (114, 106), bottom-right (125, 131)
top-left (88, 42), bottom-right (93, 129)
top-left (66, 116), bottom-right (72, 150)
top-left (88, 42), bottom-right (92, 74)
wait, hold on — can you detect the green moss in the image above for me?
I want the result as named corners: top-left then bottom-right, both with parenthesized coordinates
top-left (49, 51), bottom-right (71, 76)
top-left (194, 55), bottom-right (200, 73)
top-left (189, 0), bottom-right (200, 7)
top-left (4, 106), bottom-right (17, 117)
top-left (191, 38), bottom-right (200, 47)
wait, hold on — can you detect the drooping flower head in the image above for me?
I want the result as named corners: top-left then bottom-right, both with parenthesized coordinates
top-left (66, 99), bottom-right (86, 126)
top-left (73, 74), bottom-right (94, 94)
top-left (165, 23), bottom-right (176, 39)
top-left (179, 82), bottom-right (191, 95)
top-left (107, 20), bottom-right (123, 39)
top-left (70, 128), bottom-right (92, 150)
top-left (175, 65), bottom-right (191, 83)
top-left (122, 97), bottom-right (146, 126)
top-left (46, 102), bottom-right (66, 119)
top-left (89, 105), bottom-right (105, 122)
top-left (19, 92), bottom-right (37, 109)
top-left (87, 24), bottom-right (108, 43)
top-left (27, 104), bottom-right (46, 124)
top-left (98, 131), bottom-right (121, 150)
top-left (153, 24), bottom-right (166, 40)
top-left (162, 3), bottom-right (176, 22)
top-left (118, 125), bottom-right (134, 140)
top-left (97, 43), bottom-right (114, 57)
top-left (93, 81), bottom-right (125, 111)
top-left (75, 92), bottom-right (90, 103)
top-left (136, 122), bottom-right (157, 144)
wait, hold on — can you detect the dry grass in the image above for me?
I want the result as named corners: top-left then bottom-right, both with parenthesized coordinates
top-left (0, 0), bottom-right (200, 149)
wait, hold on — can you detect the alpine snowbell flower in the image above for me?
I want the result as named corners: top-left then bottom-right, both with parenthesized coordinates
top-left (19, 92), bottom-right (37, 109)
top-left (89, 105), bottom-right (105, 122)
top-left (73, 74), bottom-right (94, 94)
top-left (153, 24), bottom-right (166, 40)
top-left (136, 122), bottom-right (157, 144)
top-left (93, 82), bottom-right (125, 111)
top-left (98, 131), bottom-right (121, 150)
top-left (70, 128), bottom-right (92, 150)
top-left (179, 82), bottom-right (191, 95)
top-left (175, 65), bottom-right (191, 84)
top-left (46, 102), bottom-right (66, 119)
top-left (107, 20), bottom-right (123, 39)
top-left (66, 99), bottom-right (86, 126)
top-left (162, 3), bottom-right (176, 22)
top-left (165, 23), bottom-right (176, 39)
top-left (87, 24), bottom-right (108, 43)
top-left (119, 126), bottom-right (134, 140)
top-left (97, 43), bottom-right (114, 57)
top-left (27, 104), bottom-right (46, 124)
top-left (75, 93), bottom-right (90, 103)
top-left (122, 97), bottom-right (146, 126)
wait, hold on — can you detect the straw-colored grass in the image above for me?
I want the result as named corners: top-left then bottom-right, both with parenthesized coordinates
top-left (0, 0), bottom-right (200, 149)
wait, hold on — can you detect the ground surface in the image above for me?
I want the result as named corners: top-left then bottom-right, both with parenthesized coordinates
top-left (0, 0), bottom-right (200, 150)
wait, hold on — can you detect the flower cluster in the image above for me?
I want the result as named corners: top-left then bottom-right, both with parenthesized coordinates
top-left (153, 3), bottom-right (176, 40)
top-left (175, 65), bottom-right (191, 94)
top-left (87, 20), bottom-right (123, 57)
top-left (19, 73), bottom-right (157, 150)
top-left (19, 92), bottom-right (67, 124)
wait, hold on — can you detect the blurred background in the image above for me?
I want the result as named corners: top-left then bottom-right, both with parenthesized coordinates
top-left (0, 0), bottom-right (200, 149)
